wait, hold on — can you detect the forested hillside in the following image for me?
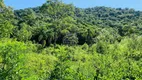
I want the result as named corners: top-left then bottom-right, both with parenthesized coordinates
top-left (0, 0), bottom-right (142, 80)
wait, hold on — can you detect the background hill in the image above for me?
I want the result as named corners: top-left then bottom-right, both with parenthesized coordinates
top-left (0, 0), bottom-right (142, 79)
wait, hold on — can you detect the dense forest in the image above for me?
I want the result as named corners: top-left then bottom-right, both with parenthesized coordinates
top-left (0, 0), bottom-right (142, 80)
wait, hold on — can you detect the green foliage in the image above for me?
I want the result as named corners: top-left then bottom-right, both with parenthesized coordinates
top-left (0, 0), bottom-right (4, 8)
top-left (0, 5), bottom-right (15, 38)
top-left (0, 21), bottom-right (15, 38)
top-left (0, 0), bottom-right (142, 80)
top-left (0, 39), bottom-right (57, 80)
top-left (63, 33), bottom-right (78, 45)
top-left (0, 39), bottom-right (27, 80)
top-left (21, 53), bottom-right (57, 80)
top-left (14, 23), bottom-right (32, 41)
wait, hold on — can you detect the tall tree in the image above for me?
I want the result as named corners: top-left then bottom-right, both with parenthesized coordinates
top-left (40, 0), bottom-right (75, 46)
top-left (0, 0), bottom-right (15, 38)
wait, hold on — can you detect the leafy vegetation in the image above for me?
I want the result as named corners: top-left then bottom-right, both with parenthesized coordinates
top-left (0, 0), bottom-right (142, 79)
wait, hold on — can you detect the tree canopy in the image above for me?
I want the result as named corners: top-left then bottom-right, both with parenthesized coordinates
top-left (0, 0), bottom-right (142, 79)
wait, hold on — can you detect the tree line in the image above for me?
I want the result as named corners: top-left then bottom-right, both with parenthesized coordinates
top-left (0, 0), bottom-right (142, 79)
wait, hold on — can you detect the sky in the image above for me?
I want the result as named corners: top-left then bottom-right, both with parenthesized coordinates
top-left (4, 0), bottom-right (142, 11)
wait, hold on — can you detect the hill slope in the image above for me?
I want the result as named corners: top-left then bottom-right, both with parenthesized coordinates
top-left (0, 0), bottom-right (142, 79)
